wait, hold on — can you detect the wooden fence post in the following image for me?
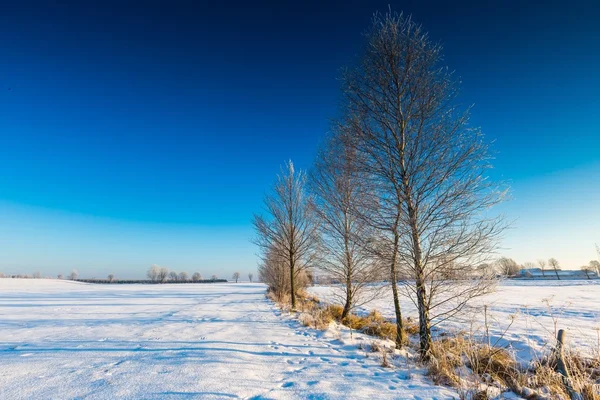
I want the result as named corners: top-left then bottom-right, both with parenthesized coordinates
top-left (555, 329), bottom-right (582, 400)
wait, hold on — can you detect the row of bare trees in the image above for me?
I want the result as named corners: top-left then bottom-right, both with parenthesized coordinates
top-left (502, 255), bottom-right (600, 279)
top-left (254, 11), bottom-right (507, 358)
top-left (147, 265), bottom-right (205, 283)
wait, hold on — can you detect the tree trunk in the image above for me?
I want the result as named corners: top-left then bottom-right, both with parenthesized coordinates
top-left (342, 226), bottom-right (353, 319)
top-left (290, 263), bottom-right (296, 310)
top-left (416, 276), bottom-right (432, 358)
top-left (391, 273), bottom-right (405, 348)
top-left (408, 202), bottom-right (432, 358)
top-left (390, 233), bottom-right (405, 349)
top-left (342, 277), bottom-right (352, 319)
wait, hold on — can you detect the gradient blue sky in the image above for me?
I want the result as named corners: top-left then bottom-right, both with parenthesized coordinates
top-left (0, 0), bottom-right (598, 279)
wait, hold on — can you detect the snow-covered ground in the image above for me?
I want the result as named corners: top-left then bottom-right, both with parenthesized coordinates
top-left (0, 279), bottom-right (456, 399)
top-left (310, 280), bottom-right (600, 362)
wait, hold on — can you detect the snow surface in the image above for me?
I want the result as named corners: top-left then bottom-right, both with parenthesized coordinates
top-left (310, 280), bottom-right (600, 362)
top-left (0, 279), bottom-right (456, 399)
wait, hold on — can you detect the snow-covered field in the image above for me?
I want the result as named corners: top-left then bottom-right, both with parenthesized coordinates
top-left (310, 280), bottom-right (600, 362)
top-left (0, 279), bottom-right (455, 400)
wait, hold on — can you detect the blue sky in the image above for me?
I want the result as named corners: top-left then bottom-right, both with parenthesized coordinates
top-left (0, 0), bottom-right (598, 278)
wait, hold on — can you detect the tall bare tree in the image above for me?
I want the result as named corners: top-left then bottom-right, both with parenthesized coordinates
top-left (310, 127), bottom-right (382, 319)
top-left (248, 272), bottom-right (254, 282)
top-left (548, 258), bottom-right (561, 280)
top-left (342, 11), bottom-right (506, 356)
top-left (192, 272), bottom-right (202, 282)
top-left (179, 271), bottom-right (188, 282)
top-left (253, 160), bottom-right (320, 310)
top-left (232, 272), bottom-right (240, 283)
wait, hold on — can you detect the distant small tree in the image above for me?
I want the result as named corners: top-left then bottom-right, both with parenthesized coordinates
top-left (523, 262), bottom-right (536, 270)
top-left (57, 273), bottom-right (63, 279)
top-left (192, 272), bottom-right (202, 282)
top-left (33, 271), bottom-right (42, 279)
top-left (158, 267), bottom-right (169, 283)
top-left (147, 265), bottom-right (160, 282)
top-left (232, 272), bottom-right (240, 283)
top-left (589, 260), bottom-right (600, 275)
top-left (496, 257), bottom-right (519, 277)
top-left (248, 272), bottom-right (253, 282)
top-left (108, 274), bottom-right (115, 282)
top-left (548, 258), bottom-right (560, 280)
top-left (581, 266), bottom-right (594, 279)
top-left (211, 274), bottom-right (218, 281)
top-left (179, 271), bottom-right (188, 282)
top-left (68, 270), bottom-right (78, 280)
top-left (537, 259), bottom-right (547, 277)
top-left (169, 271), bottom-right (178, 282)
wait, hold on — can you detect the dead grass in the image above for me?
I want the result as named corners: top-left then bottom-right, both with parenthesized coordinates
top-left (267, 290), bottom-right (600, 399)
top-left (427, 335), bottom-right (600, 400)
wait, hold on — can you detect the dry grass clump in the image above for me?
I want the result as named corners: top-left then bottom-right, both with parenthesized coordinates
top-left (361, 311), bottom-right (398, 341)
top-left (467, 346), bottom-right (519, 387)
top-left (427, 335), bottom-right (600, 400)
top-left (528, 351), bottom-right (600, 400)
top-left (326, 304), bottom-right (344, 320)
top-left (428, 336), bottom-right (521, 392)
top-left (266, 290), bottom-right (290, 308)
top-left (428, 336), bottom-right (467, 387)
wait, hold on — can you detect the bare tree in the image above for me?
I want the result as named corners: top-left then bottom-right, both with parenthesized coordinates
top-left (57, 273), bottom-right (63, 279)
top-left (33, 271), bottom-right (42, 279)
top-left (192, 272), bottom-right (202, 282)
top-left (309, 126), bottom-right (382, 319)
top-left (581, 266), bottom-right (593, 279)
top-left (523, 261), bottom-right (536, 270)
top-left (589, 260), bottom-right (600, 275)
top-left (147, 265), bottom-right (160, 282)
top-left (211, 274), bottom-right (218, 281)
top-left (253, 160), bottom-right (320, 310)
top-left (68, 270), bottom-right (78, 280)
top-left (342, 11), bottom-right (506, 355)
top-left (232, 272), bottom-right (240, 283)
top-left (248, 272), bottom-right (253, 282)
top-left (258, 244), bottom-right (312, 296)
top-left (158, 267), bottom-right (169, 283)
top-left (496, 257), bottom-right (520, 277)
top-left (179, 271), bottom-right (188, 282)
top-left (537, 259), bottom-right (547, 277)
top-left (169, 271), bottom-right (178, 282)
top-left (548, 258), bottom-right (561, 280)
top-left (108, 274), bottom-right (115, 282)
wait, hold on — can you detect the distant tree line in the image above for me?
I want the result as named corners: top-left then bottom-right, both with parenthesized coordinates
top-left (76, 278), bottom-right (227, 284)
top-left (492, 252), bottom-right (600, 279)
